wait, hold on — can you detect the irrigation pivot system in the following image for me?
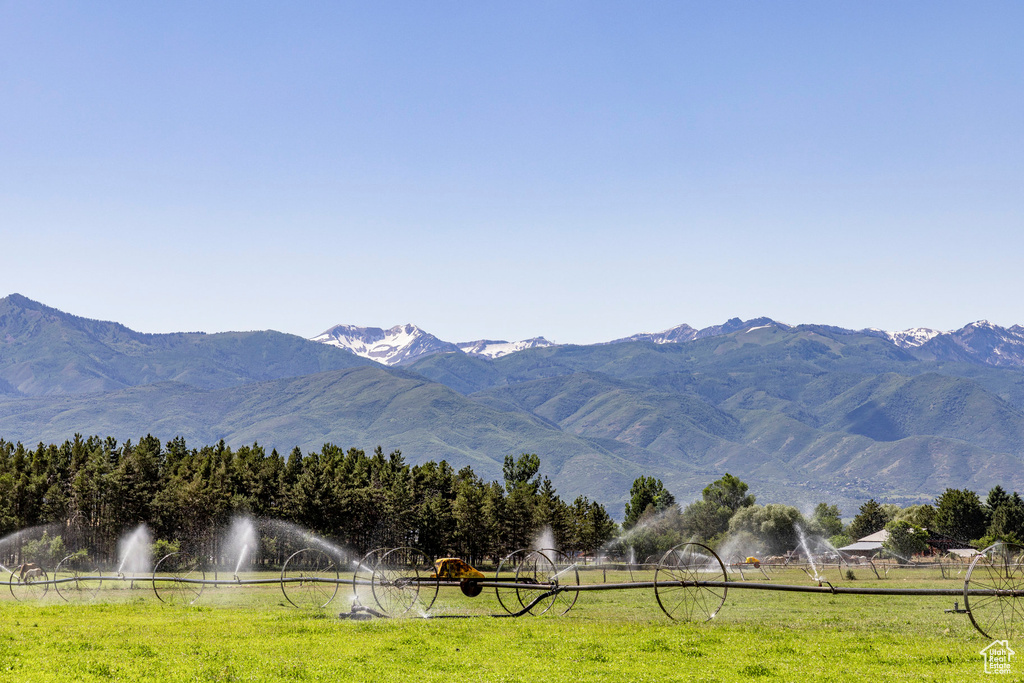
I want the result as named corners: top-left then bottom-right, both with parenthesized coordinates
top-left (4, 541), bottom-right (1023, 640)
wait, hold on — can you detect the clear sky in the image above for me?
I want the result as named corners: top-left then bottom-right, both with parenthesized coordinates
top-left (1, 2), bottom-right (1021, 344)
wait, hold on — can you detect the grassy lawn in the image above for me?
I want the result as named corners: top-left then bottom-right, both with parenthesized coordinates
top-left (0, 566), bottom-right (1008, 682)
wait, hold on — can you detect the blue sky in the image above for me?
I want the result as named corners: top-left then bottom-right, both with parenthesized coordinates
top-left (1, 2), bottom-right (1021, 344)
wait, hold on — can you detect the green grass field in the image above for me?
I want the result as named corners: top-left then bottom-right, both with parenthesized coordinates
top-left (0, 565), bottom-right (1010, 682)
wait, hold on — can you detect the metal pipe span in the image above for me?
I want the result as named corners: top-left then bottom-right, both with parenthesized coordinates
top-left (8, 576), bottom-right (1022, 598)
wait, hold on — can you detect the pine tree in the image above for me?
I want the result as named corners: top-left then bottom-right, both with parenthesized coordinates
top-left (623, 476), bottom-right (676, 529)
top-left (848, 499), bottom-right (888, 539)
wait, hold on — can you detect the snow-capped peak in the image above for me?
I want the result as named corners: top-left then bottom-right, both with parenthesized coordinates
top-left (311, 324), bottom-right (559, 365)
top-left (311, 323), bottom-right (459, 366)
top-left (888, 327), bottom-right (942, 348)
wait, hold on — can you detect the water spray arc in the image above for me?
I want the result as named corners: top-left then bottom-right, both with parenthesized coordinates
top-left (116, 525), bottom-right (153, 583)
top-left (2, 518), bottom-right (1022, 642)
top-left (224, 517), bottom-right (258, 581)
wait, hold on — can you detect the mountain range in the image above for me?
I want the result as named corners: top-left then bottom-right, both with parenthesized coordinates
top-left (3, 292), bottom-right (1024, 517)
top-left (310, 316), bottom-right (1024, 370)
top-left (311, 323), bottom-right (555, 366)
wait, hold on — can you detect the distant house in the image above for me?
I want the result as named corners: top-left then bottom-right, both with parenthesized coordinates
top-left (839, 530), bottom-right (888, 558)
top-left (840, 528), bottom-right (979, 560)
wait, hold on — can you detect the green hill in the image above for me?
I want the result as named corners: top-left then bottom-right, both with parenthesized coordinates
top-left (0, 294), bottom-right (369, 394)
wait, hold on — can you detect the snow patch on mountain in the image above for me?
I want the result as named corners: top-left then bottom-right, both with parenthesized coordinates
top-left (870, 321), bottom-right (1024, 368)
top-left (606, 318), bottom-right (790, 345)
top-left (604, 324), bottom-right (699, 345)
top-left (695, 317), bottom-right (789, 339)
top-left (457, 337), bottom-right (555, 359)
top-left (944, 320), bottom-right (1024, 367)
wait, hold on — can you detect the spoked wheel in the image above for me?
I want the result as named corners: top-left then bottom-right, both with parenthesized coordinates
top-left (655, 542), bottom-right (727, 622)
top-left (515, 550), bottom-right (559, 616)
top-left (879, 558), bottom-right (898, 578)
top-left (965, 542), bottom-right (1024, 640)
top-left (54, 554), bottom-right (102, 602)
top-left (535, 548), bottom-right (580, 616)
top-left (352, 547), bottom-right (387, 603)
top-left (939, 554), bottom-right (961, 580)
top-left (281, 548), bottom-right (340, 609)
top-left (9, 566), bottom-right (49, 601)
top-left (494, 549), bottom-right (529, 615)
top-left (726, 557), bottom-right (747, 582)
top-left (371, 547), bottom-right (437, 617)
top-left (152, 552), bottom-right (205, 605)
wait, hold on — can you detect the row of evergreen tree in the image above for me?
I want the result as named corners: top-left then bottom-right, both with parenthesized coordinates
top-left (0, 435), bottom-right (616, 566)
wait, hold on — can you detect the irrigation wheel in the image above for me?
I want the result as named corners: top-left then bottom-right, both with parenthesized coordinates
top-left (54, 554), bottom-right (102, 602)
top-left (534, 548), bottom-right (580, 616)
top-left (9, 566), bottom-right (49, 601)
top-left (152, 552), bottom-right (205, 605)
top-left (370, 547), bottom-right (437, 617)
top-left (281, 548), bottom-right (340, 609)
top-left (514, 550), bottom-right (560, 616)
top-left (655, 542), bottom-right (727, 622)
top-left (352, 547), bottom-right (387, 603)
top-left (939, 553), bottom-right (962, 580)
top-left (726, 557), bottom-right (748, 582)
top-left (964, 542), bottom-right (1024, 640)
top-left (494, 549), bottom-right (528, 615)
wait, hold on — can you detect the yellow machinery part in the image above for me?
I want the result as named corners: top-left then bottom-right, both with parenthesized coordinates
top-left (431, 558), bottom-right (486, 580)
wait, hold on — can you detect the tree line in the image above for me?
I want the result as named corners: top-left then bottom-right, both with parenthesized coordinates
top-left (614, 473), bottom-right (1024, 563)
top-left (0, 435), bottom-right (615, 567)
top-left (7, 431), bottom-right (1013, 569)
top-left (840, 486), bottom-right (1024, 559)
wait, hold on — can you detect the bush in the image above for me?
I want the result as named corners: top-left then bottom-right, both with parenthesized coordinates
top-left (829, 533), bottom-right (853, 549)
top-left (152, 539), bottom-right (181, 562)
top-left (971, 532), bottom-right (1022, 550)
top-left (21, 532), bottom-right (66, 566)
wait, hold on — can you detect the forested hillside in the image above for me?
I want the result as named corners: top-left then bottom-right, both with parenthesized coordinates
top-left (4, 294), bottom-right (1024, 516)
